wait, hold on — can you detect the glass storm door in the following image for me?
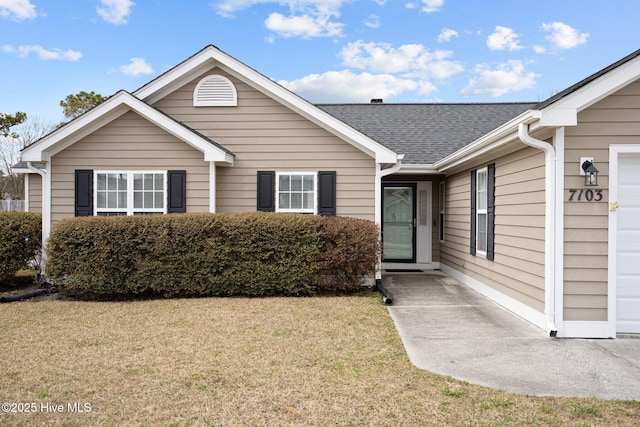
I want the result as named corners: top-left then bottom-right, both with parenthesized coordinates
top-left (382, 184), bottom-right (416, 262)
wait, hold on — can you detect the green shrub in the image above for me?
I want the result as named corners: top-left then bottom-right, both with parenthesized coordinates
top-left (47, 213), bottom-right (380, 299)
top-left (316, 216), bottom-right (380, 292)
top-left (0, 211), bottom-right (42, 280)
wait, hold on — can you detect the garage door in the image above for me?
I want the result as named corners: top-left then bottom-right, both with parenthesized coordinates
top-left (616, 153), bottom-right (640, 333)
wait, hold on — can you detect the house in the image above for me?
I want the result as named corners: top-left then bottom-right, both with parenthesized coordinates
top-left (16, 45), bottom-right (640, 338)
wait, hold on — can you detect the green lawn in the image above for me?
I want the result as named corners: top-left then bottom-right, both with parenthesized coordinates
top-left (1, 292), bottom-right (638, 426)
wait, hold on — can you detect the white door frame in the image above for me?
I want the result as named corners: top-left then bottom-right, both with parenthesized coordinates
top-left (416, 181), bottom-right (432, 264)
top-left (607, 144), bottom-right (640, 337)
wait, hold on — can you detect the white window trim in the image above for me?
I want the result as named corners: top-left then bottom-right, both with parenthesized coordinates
top-left (439, 180), bottom-right (445, 243)
top-left (275, 172), bottom-right (317, 214)
top-left (94, 171), bottom-right (168, 216)
top-left (476, 167), bottom-right (488, 257)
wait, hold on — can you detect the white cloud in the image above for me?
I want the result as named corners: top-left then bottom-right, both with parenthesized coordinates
top-left (420, 0), bottom-right (444, 12)
top-left (3, 44), bottom-right (82, 61)
top-left (97, 0), bottom-right (134, 25)
top-left (461, 60), bottom-right (538, 97)
top-left (405, 0), bottom-right (443, 12)
top-left (437, 28), bottom-right (458, 43)
top-left (213, 0), bottom-right (346, 38)
top-left (119, 57), bottom-right (153, 76)
top-left (212, 0), bottom-right (266, 18)
top-left (0, 0), bottom-right (36, 21)
top-left (339, 40), bottom-right (463, 79)
top-left (278, 70), bottom-right (421, 103)
top-left (213, 0), bottom-right (344, 18)
top-left (265, 12), bottom-right (343, 38)
top-left (486, 26), bottom-right (522, 51)
top-left (541, 21), bottom-right (589, 50)
top-left (364, 14), bottom-right (380, 29)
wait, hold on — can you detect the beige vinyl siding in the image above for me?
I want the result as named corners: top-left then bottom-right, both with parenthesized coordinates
top-left (28, 173), bottom-right (42, 214)
top-left (440, 147), bottom-right (546, 312)
top-left (563, 79), bottom-right (640, 321)
top-left (50, 111), bottom-right (210, 223)
top-left (152, 69), bottom-right (376, 220)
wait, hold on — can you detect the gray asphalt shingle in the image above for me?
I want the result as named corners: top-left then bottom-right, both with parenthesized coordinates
top-left (317, 103), bottom-right (536, 164)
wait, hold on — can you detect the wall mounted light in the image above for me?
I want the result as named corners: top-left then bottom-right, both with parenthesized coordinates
top-left (581, 159), bottom-right (599, 187)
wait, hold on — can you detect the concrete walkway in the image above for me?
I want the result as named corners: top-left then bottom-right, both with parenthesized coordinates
top-left (383, 271), bottom-right (640, 400)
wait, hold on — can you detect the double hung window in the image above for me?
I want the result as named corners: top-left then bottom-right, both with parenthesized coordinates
top-left (470, 164), bottom-right (495, 260)
top-left (276, 172), bottom-right (316, 213)
top-left (476, 168), bottom-right (488, 254)
top-left (95, 171), bottom-right (166, 216)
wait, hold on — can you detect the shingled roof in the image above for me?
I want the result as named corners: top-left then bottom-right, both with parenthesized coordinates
top-left (317, 103), bottom-right (536, 164)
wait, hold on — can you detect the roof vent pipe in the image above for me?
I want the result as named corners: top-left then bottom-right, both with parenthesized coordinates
top-left (370, 99), bottom-right (383, 103)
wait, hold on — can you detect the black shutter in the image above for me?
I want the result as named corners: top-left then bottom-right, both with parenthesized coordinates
top-left (75, 170), bottom-right (93, 217)
top-left (257, 171), bottom-right (275, 212)
top-left (167, 170), bottom-right (187, 213)
top-left (486, 163), bottom-right (496, 261)
top-left (470, 169), bottom-right (476, 256)
top-left (317, 171), bottom-right (336, 216)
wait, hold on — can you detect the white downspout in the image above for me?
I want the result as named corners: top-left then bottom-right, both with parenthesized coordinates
top-left (518, 124), bottom-right (558, 336)
top-left (374, 157), bottom-right (403, 280)
top-left (26, 162), bottom-right (49, 272)
top-left (209, 162), bottom-right (216, 213)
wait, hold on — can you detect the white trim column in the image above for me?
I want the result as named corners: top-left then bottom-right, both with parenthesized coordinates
top-left (24, 174), bottom-right (29, 211)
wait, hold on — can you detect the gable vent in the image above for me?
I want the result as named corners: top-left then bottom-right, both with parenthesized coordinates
top-left (194, 74), bottom-right (237, 107)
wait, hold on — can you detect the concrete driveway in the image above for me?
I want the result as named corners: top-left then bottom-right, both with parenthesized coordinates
top-left (382, 271), bottom-right (640, 400)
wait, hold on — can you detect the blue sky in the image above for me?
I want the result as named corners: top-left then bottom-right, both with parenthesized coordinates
top-left (1, 0), bottom-right (640, 125)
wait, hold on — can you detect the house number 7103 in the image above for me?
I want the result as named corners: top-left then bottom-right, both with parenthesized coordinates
top-left (568, 188), bottom-right (603, 202)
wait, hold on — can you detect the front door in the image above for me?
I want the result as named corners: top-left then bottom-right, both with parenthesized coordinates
top-left (382, 184), bottom-right (416, 262)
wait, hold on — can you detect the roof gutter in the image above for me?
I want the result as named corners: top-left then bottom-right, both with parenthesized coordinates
top-left (517, 123), bottom-right (558, 336)
top-left (395, 164), bottom-right (438, 174)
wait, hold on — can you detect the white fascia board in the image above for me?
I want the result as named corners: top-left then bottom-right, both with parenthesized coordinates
top-left (545, 56), bottom-right (640, 113)
top-left (22, 91), bottom-right (233, 164)
top-left (134, 49), bottom-right (216, 104)
top-left (21, 94), bottom-right (131, 162)
top-left (12, 167), bottom-right (33, 174)
top-left (135, 46), bottom-right (400, 165)
top-left (125, 98), bottom-right (233, 163)
top-left (236, 67), bottom-right (400, 163)
top-left (539, 108), bottom-right (577, 127)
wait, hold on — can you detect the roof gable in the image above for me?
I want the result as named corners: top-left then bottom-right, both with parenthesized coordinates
top-left (21, 91), bottom-right (234, 164)
top-left (532, 48), bottom-right (640, 127)
top-left (133, 45), bottom-right (399, 164)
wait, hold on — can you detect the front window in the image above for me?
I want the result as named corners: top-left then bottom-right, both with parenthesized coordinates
top-left (95, 171), bottom-right (166, 216)
top-left (476, 168), bottom-right (488, 254)
top-left (276, 172), bottom-right (316, 213)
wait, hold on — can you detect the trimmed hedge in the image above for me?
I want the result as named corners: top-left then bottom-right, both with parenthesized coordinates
top-left (47, 213), bottom-right (380, 299)
top-left (0, 211), bottom-right (42, 280)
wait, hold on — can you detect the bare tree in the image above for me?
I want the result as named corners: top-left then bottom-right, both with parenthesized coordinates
top-left (0, 115), bottom-right (54, 200)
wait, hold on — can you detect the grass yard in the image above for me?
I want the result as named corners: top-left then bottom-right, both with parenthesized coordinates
top-left (1, 291), bottom-right (639, 426)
